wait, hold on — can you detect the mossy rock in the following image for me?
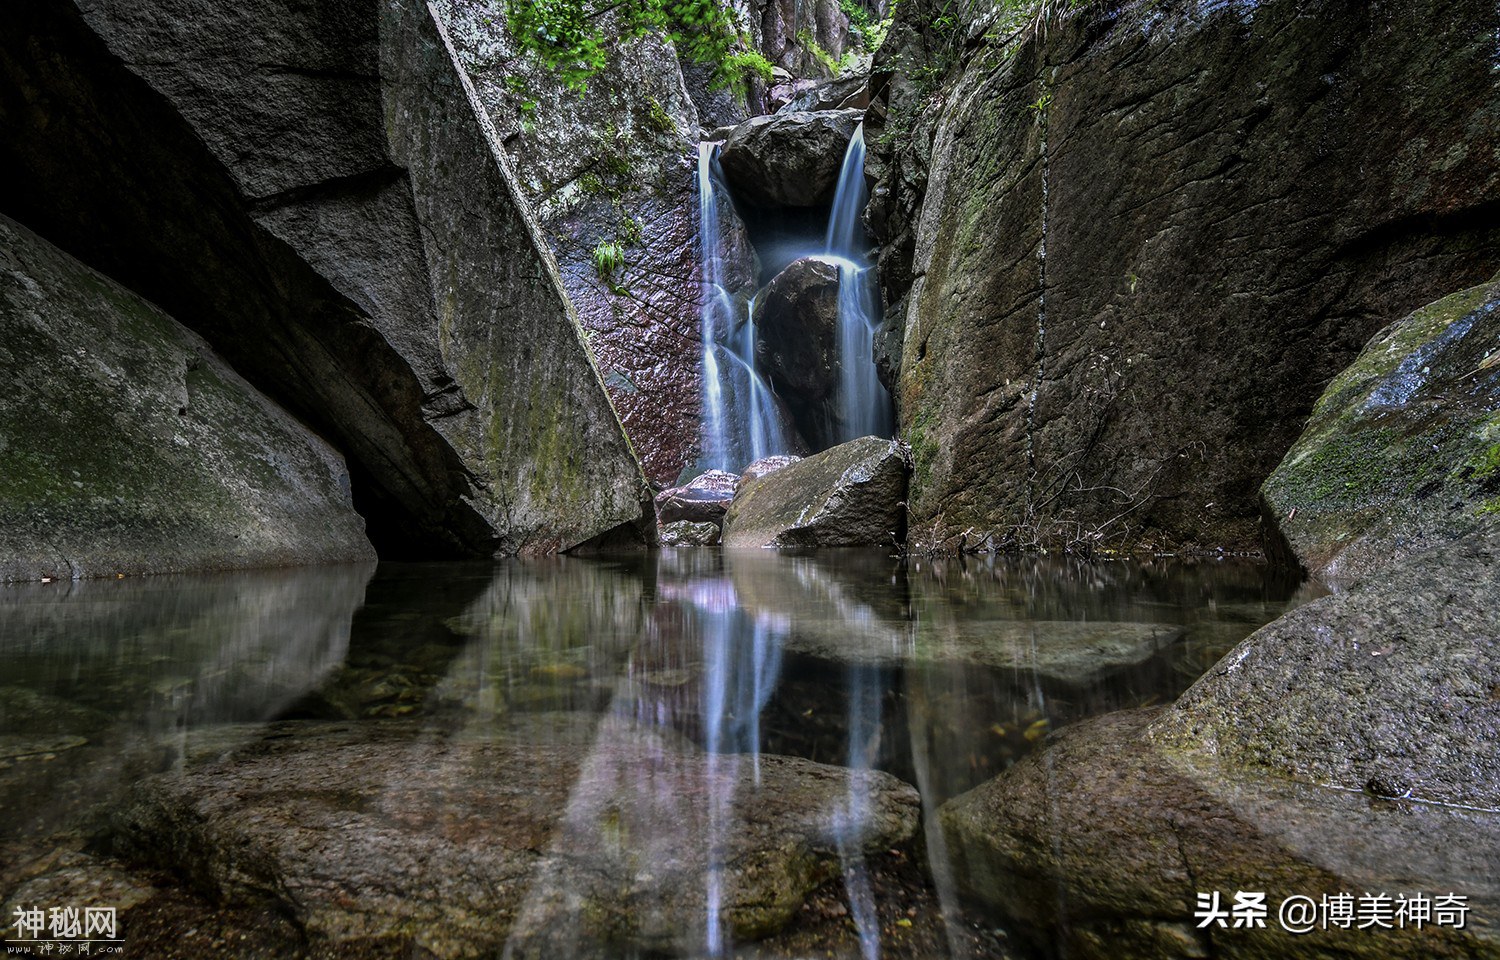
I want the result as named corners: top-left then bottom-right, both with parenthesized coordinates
top-left (1263, 272), bottom-right (1500, 585)
top-left (0, 215), bottom-right (374, 580)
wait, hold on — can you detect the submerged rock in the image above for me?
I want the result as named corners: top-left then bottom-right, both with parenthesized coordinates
top-left (940, 529), bottom-right (1500, 958)
top-left (659, 520), bottom-right (722, 546)
top-left (719, 110), bottom-right (864, 208)
top-left (755, 257), bottom-right (843, 448)
top-left (655, 470), bottom-right (740, 525)
top-left (1263, 273), bottom-right (1500, 585)
top-left (0, 215), bottom-right (374, 581)
top-left (784, 620), bottom-right (1184, 687)
top-left (940, 709), bottom-right (1499, 960)
top-left (114, 717), bottom-right (920, 958)
top-left (722, 437), bottom-right (909, 548)
top-left (867, 0), bottom-right (1500, 554)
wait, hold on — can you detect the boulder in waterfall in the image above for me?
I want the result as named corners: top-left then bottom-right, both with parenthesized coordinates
top-left (1262, 272), bottom-right (1500, 587)
top-left (754, 257), bottom-right (843, 448)
top-left (659, 520), bottom-right (722, 546)
top-left (718, 110), bottom-right (864, 208)
top-left (767, 79), bottom-right (819, 112)
top-left (0, 0), bottom-right (649, 557)
top-left (655, 470), bottom-right (741, 525)
top-left (115, 716), bottom-right (920, 958)
top-left (722, 437), bottom-right (909, 548)
top-left (940, 529), bottom-right (1500, 959)
top-left (0, 215), bottom-right (374, 581)
top-left (777, 74), bottom-right (871, 114)
top-left (740, 455), bottom-right (803, 485)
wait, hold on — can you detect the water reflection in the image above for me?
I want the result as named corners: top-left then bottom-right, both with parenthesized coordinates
top-left (0, 552), bottom-right (1313, 958)
top-left (0, 564), bottom-right (374, 842)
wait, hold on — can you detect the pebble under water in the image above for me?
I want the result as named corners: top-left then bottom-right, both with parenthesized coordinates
top-left (0, 551), bottom-right (1317, 959)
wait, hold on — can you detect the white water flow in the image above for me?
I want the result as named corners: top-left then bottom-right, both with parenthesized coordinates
top-left (697, 143), bottom-right (786, 471)
top-left (824, 123), bottom-right (893, 442)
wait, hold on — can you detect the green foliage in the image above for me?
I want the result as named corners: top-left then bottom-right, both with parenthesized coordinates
top-left (797, 29), bottom-right (842, 76)
top-left (618, 215), bottom-right (644, 247)
top-left (719, 50), bottom-right (775, 90)
top-left (506, 0), bottom-right (764, 93)
top-left (592, 241), bottom-right (626, 285)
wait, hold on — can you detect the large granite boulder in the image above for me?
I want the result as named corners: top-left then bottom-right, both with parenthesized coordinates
top-left (754, 257), bottom-right (843, 448)
top-left (719, 110), bottom-right (864, 208)
top-left (867, 0), bottom-right (1500, 554)
top-left (1152, 526), bottom-right (1500, 808)
top-left (778, 74), bottom-right (871, 114)
top-left (939, 528), bottom-right (1500, 959)
top-left (114, 717), bottom-right (920, 958)
top-left (722, 436), bottom-right (909, 548)
top-left (0, 215), bottom-right (374, 581)
top-left (438, 2), bottom-right (721, 485)
top-left (0, 0), bottom-right (649, 557)
top-left (1263, 273), bottom-right (1500, 586)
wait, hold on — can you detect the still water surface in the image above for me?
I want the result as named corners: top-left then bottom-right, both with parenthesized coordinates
top-left (0, 550), bottom-right (1311, 958)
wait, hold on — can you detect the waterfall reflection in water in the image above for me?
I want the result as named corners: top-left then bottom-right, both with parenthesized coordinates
top-left (0, 552), bottom-right (1312, 959)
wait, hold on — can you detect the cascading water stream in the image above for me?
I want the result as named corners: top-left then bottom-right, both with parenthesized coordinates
top-left (823, 123), bottom-right (893, 444)
top-left (696, 143), bottom-right (786, 472)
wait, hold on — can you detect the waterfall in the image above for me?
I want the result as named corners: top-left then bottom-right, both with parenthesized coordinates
top-left (696, 143), bottom-right (786, 472)
top-left (823, 124), bottom-right (893, 443)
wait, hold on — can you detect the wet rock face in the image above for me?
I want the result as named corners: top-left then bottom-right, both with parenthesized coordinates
top-left (869, 0), bottom-right (1500, 554)
top-left (114, 718), bottom-right (920, 958)
top-left (754, 257), bottom-right (843, 447)
top-left (438, 2), bottom-right (708, 486)
top-left (0, 215), bottom-right (374, 581)
top-left (655, 470), bottom-right (741, 525)
top-left (722, 436), bottom-right (909, 548)
top-left (1263, 273), bottom-right (1500, 586)
top-left (719, 110), bottom-right (864, 208)
top-left (0, 0), bottom-right (648, 557)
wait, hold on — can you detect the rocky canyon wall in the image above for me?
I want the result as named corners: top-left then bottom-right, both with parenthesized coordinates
top-left (869, 0), bottom-right (1500, 554)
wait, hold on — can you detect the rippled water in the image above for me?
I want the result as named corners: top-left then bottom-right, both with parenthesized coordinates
top-left (0, 551), bottom-right (1312, 958)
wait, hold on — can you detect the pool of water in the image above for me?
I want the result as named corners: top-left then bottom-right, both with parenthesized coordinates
top-left (0, 550), bottom-right (1315, 958)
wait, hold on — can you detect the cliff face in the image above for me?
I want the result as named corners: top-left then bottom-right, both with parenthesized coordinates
top-left (869, 0), bottom-right (1500, 554)
top-left (438, 0), bottom-right (710, 487)
top-left (0, 0), bottom-right (650, 560)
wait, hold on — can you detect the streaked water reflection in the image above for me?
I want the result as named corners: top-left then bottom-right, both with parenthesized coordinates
top-left (0, 551), bottom-right (1312, 958)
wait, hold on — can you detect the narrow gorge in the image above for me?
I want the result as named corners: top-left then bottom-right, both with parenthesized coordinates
top-left (2, 1), bottom-right (1498, 959)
